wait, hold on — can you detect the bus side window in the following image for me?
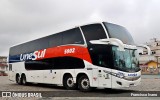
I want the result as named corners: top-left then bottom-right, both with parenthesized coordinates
top-left (9, 64), bottom-right (12, 71)
top-left (81, 24), bottom-right (107, 44)
top-left (49, 33), bottom-right (62, 47)
top-left (62, 28), bottom-right (84, 45)
top-left (53, 57), bottom-right (85, 69)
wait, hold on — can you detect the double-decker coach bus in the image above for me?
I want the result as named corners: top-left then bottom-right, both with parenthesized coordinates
top-left (9, 22), bottom-right (141, 91)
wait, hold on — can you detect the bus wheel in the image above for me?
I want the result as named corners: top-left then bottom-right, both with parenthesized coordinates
top-left (78, 75), bottom-right (91, 92)
top-left (63, 75), bottom-right (77, 90)
top-left (21, 75), bottom-right (27, 85)
top-left (16, 75), bottom-right (22, 85)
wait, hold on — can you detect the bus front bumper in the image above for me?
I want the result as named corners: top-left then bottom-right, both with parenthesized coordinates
top-left (111, 76), bottom-right (141, 88)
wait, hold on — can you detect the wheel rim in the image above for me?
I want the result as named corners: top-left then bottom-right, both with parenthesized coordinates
top-left (81, 78), bottom-right (89, 89)
top-left (67, 77), bottom-right (74, 87)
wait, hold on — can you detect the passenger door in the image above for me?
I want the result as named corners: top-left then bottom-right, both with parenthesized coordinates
top-left (97, 67), bottom-right (112, 88)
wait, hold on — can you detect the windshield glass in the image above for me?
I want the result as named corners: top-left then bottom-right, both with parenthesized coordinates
top-left (112, 46), bottom-right (140, 72)
top-left (103, 22), bottom-right (135, 45)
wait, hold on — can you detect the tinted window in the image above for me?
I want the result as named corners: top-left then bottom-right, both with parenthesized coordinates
top-left (81, 24), bottom-right (107, 44)
top-left (88, 45), bottom-right (113, 68)
top-left (62, 28), bottom-right (84, 45)
top-left (10, 28), bottom-right (84, 56)
top-left (25, 60), bottom-right (53, 70)
top-left (25, 57), bottom-right (85, 70)
top-left (49, 33), bottom-right (62, 47)
top-left (10, 37), bottom-right (50, 56)
top-left (104, 22), bottom-right (135, 45)
top-left (26, 37), bottom-right (49, 53)
top-left (54, 57), bottom-right (85, 69)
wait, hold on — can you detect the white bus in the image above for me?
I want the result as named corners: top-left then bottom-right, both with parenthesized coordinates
top-left (9, 22), bottom-right (141, 91)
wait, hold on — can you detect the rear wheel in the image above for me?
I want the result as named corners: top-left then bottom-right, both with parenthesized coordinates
top-left (16, 75), bottom-right (22, 85)
top-left (78, 75), bottom-right (91, 92)
top-left (21, 75), bottom-right (27, 85)
top-left (63, 75), bottom-right (77, 90)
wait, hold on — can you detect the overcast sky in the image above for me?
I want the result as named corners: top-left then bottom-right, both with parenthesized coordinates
top-left (0, 0), bottom-right (160, 56)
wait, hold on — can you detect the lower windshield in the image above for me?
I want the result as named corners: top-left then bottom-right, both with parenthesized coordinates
top-left (112, 46), bottom-right (140, 72)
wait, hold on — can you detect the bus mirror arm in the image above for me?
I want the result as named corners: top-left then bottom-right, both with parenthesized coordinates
top-left (137, 45), bottom-right (151, 55)
top-left (104, 38), bottom-right (125, 51)
top-left (89, 38), bottom-right (125, 51)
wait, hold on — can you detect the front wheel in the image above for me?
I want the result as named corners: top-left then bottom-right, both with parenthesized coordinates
top-left (78, 75), bottom-right (91, 92)
top-left (63, 75), bottom-right (77, 90)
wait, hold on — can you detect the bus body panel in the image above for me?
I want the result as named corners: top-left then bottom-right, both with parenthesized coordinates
top-left (111, 75), bottom-right (141, 88)
top-left (27, 70), bottom-right (44, 83)
top-left (43, 69), bottom-right (62, 84)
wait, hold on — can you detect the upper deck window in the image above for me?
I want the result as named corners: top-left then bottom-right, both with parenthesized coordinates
top-left (104, 22), bottom-right (135, 45)
top-left (62, 28), bottom-right (84, 45)
top-left (10, 28), bottom-right (84, 56)
top-left (81, 24), bottom-right (107, 44)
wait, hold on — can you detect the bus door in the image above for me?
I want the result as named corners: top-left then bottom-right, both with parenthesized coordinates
top-left (97, 67), bottom-right (112, 88)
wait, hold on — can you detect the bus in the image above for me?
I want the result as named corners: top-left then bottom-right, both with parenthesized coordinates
top-left (9, 22), bottom-right (142, 91)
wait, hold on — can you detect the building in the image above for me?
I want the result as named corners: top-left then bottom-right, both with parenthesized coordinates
top-left (139, 38), bottom-right (160, 74)
top-left (140, 60), bottom-right (160, 74)
top-left (143, 38), bottom-right (160, 55)
top-left (0, 56), bottom-right (8, 76)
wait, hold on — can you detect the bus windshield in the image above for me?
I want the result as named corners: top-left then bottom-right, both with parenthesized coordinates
top-left (112, 46), bottom-right (140, 72)
top-left (103, 22), bottom-right (135, 45)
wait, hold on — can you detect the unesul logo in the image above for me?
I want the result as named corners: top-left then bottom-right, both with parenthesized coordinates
top-left (20, 49), bottom-right (46, 61)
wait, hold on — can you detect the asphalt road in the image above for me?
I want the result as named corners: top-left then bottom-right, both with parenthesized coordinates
top-left (0, 75), bottom-right (160, 100)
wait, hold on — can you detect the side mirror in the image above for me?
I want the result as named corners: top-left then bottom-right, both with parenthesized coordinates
top-left (100, 38), bottom-right (125, 51)
top-left (137, 45), bottom-right (151, 55)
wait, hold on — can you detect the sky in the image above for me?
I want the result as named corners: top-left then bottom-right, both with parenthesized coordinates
top-left (0, 0), bottom-right (160, 56)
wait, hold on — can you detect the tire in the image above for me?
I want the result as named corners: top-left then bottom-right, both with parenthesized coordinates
top-left (63, 75), bottom-right (77, 90)
top-left (21, 75), bottom-right (27, 85)
top-left (78, 75), bottom-right (91, 92)
top-left (16, 75), bottom-right (22, 85)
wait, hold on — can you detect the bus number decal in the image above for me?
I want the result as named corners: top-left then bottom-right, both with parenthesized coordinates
top-left (64, 48), bottom-right (75, 54)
